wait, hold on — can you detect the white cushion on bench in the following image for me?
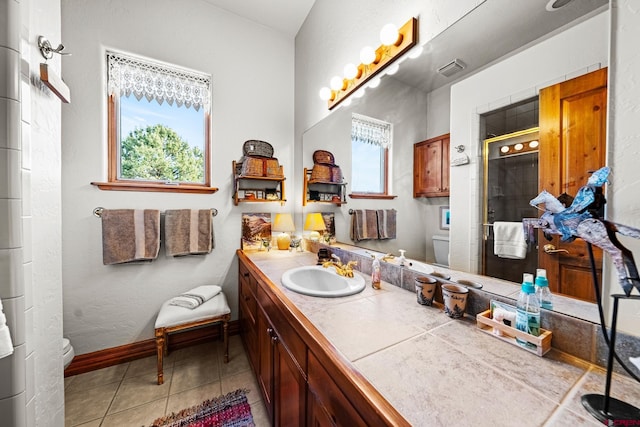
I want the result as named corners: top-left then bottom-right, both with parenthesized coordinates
top-left (155, 292), bottom-right (230, 329)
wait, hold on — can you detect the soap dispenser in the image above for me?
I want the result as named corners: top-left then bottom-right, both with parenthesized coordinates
top-left (398, 249), bottom-right (407, 266)
top-left (371, 255), bottom-right (381, 289)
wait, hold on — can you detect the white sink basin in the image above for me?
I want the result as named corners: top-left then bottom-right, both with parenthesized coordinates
top-left (281, 266), bottom-right (366, 297)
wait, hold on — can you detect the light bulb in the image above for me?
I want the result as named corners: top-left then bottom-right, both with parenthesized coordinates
top-left (343, 63), bottom-right (358, 80)
top-left (529, 140), bottom-right (539, 148)
top-left (514, 143), bottom-right (524, 151)
top-left (385, 63), bottom-right (400, 75)
top-left (330, 75), bottom-right (344, 91)
top-left (342, 98), bottom-right (352, 107)
top-left (380, 23), bottom-right (400, 46)
top-left (367, 77), bottom-right (381, 89)
top-left (354, 88), bottom-right (365, 98)
top-left (319, 87), bottom-right (332, 101)
top-left (500, 146), bottom-right (509, 153)
top-left (360, 46), bottom-right (377, 65)
top-left (408, 45), bottom-right (424, 59)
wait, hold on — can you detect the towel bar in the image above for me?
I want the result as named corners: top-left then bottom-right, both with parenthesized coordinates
top-left (93, 207), bottom-right (218, 218)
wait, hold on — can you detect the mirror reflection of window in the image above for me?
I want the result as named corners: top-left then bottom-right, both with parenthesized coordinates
top-left (351, 114), bottom-right (391, 194)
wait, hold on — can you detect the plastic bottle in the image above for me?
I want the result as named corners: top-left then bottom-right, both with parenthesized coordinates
top-left (515, 273), bottom-right (540, 348)
top-left (371, 256), bottom-right (381, 289)
top-left (535, 268), bottom-right (553, 310)
top-left (398, 249), bottom-right (407, 266)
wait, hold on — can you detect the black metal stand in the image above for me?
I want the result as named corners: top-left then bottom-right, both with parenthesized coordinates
top-left (581, 293), bottom-right (640, 424)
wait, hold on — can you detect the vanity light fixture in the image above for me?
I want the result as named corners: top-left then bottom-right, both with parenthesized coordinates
top-left (318, 17), bottom-right (418, 110)
top-left (499, 139), bottom-right (540, 156)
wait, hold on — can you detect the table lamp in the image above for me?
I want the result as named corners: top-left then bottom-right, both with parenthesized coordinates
top-left (304, 213), bottom-right (326, 241)
top-left (272, 213), bottom-right (295, 250)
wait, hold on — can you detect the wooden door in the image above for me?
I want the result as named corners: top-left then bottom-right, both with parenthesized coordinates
top-left (413, 134), bottom-right (450, 197)
top-left (257, 310), bottom-right (274, 421)
top-left (273, 339), bottom-right (306, 427)
top-left (538, 68), bottom-right (607, 302)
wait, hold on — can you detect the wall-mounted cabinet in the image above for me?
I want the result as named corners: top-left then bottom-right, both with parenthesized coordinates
top-left (413, 133), bottom-right (450, 197)
top-left (302, 168), bottom-right (347, 206)
top-left (232, 160), bottom-right (286, 205)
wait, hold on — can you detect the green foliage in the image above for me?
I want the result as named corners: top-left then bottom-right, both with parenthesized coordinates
top-left (120, 124), bottom-right (204, 182)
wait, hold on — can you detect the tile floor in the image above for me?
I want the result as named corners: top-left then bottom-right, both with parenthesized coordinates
top-left (64, 336), bottom-right (270, 426)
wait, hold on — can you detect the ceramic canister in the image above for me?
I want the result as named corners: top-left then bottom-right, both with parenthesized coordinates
top-left (415, 276), bottom-right (437, 306)
top-left (441, 283), bottom-right (469, 318)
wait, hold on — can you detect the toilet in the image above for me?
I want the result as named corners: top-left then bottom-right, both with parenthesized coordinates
top-left (63, 338), bottom-right (75, 369)
top-left (432, 235), bottom-right (450, 267)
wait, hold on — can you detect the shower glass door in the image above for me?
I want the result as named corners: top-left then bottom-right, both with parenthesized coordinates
top-left (482, 128), bottom-right (540, 283)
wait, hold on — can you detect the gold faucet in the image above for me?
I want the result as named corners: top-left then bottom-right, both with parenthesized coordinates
top-left (381, 253), bottom-right (395, 262)
top-left (322, 256), bottom-right (358, 277)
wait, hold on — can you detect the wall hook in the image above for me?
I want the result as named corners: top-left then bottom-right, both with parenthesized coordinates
top-left (455, 145), bottom-right (466, 153)
top-left (38, 36), bottom-right (72, 60)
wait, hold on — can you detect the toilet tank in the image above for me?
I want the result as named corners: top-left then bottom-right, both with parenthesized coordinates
top-left (432, 235), bottom-right (450, 266)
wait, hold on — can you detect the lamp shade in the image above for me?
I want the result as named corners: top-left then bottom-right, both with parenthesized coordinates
top-left (304, 213), bottom-right (326, 241)
top-left (272, 213), bottom-right (295, 232)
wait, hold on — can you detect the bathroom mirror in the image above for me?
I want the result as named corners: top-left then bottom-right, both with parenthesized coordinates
top-left (302, 0), bottom-right (608, 321)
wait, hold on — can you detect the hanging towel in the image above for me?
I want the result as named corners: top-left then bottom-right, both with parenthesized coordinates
top-left (376, 209), bottom-right (397, 239)
top-left (350, 209), bottom-right (379, 242)
top-left (165, 209), bottom-right (214, 257)
top-left (0, 298), bottom-right (14, 359)
top-left (101, 209), bottom-right (160, 265)
top-left (493, 221), bottom-right (528, 259)
top-left (169, 285), bottom-right (222, 309)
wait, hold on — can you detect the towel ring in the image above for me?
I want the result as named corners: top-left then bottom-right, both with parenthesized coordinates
top-left (93, 207), bottom-right (218, 218)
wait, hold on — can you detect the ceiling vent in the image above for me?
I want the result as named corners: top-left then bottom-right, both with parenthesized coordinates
top-left (437, 59), bottom-right (466, 77)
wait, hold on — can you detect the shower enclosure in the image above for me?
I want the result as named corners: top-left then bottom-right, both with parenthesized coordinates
top-left (482, 128), bottom-right (540, 283)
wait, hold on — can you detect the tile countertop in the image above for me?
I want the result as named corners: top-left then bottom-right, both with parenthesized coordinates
top-left (244, 250), bottom-right (640, 427)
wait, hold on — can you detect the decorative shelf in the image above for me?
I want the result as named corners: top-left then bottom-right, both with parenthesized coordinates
top-left (302, 168), bottom-right (347, 206)
top-left (232, 161), bottom-right (286, 206)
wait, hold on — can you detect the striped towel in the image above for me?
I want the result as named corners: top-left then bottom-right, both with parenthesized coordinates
top-left (377, 209), bottom-right (396, 239)
top-left (350, 209), bottom-right (379, 242)
top-left (169, 285), bottom-right (222, 309)
top-left (0, 298), bottom-right (14, 359)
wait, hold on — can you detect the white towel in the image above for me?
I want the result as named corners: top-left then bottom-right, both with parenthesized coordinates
top-left (493, 221), bottom-right (527, 260)
top-left (169, 285), bottom-right (222, 309)
top-left (0, 298), bottom-right (14, 359)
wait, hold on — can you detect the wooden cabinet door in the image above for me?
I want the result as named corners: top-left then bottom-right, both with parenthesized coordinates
top-left (538, 68), bottom-right (607, 302)
top-left (257, 309), bottom-right (274, 420)
top-left (274, 339), bottom-right (306, 427)
top-left (414, 134), bottom-right (450, 197)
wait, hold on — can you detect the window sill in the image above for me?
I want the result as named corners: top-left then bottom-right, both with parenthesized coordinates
top-left (348, 193), bottom-right (397, 200)
top-left (91, 181), bottom-right (219, 194)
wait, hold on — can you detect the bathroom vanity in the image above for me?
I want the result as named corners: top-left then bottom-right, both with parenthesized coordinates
top-left (237, 249), bottom-right (640, 426)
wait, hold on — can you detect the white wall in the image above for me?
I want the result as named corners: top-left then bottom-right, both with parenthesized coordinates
top-left (61, 0), bottom-right (295, 354)
top-left (1, 0), bottom-right (65, 424)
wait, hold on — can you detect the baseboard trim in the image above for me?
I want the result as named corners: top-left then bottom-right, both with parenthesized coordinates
top-left (64, 320), bottom-right (240, 377)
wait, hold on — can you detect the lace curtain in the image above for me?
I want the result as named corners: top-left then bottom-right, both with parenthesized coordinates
top-left (107, 52), bottom-right (211, 111)
top-left (351, 114), bottom-right (391, 148)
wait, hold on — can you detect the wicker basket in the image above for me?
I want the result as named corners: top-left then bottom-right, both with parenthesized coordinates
top-left (243, 140), bottom-right (274, 158)
top-left (310, 164), bottom-right (342, 183)
top-left (241, 156), bottom-right (283, 178)
top-left (313, 150), bottom-right (335, 165)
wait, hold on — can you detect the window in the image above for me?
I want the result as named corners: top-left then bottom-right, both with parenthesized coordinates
top-left (93, 51), bottom-right (217, 193)
top-left (350, 114), bottom-right (394, 198)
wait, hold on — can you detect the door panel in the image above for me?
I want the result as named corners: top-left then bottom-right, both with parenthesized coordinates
top-left (538, 68), bottom-right (607, 302)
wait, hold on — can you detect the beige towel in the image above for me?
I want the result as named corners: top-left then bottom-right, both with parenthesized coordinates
top-left (165, 209), bottom-right (213, 256)
top-left (493, 221), bottom-right (527, 259)
top-left (377, 209), bottom-right (396, 239)
top-left (169, 285), bottom-right (222, 309)
top-left (350, 209), bottom-right (379, 242)
top-left (101, 209), bottom-right (160, 265)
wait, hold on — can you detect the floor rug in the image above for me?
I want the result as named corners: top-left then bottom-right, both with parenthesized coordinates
top-left (149, 389), bottom-right (255, 427)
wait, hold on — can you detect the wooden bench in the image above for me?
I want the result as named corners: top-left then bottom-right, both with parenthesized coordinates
top-left (154, 292), bottom-right (231, 385)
